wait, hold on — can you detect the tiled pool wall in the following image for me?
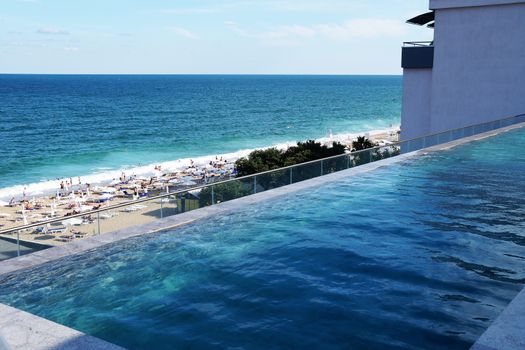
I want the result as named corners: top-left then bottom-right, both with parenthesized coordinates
top-left (0, 121), bottom-right (524, 350)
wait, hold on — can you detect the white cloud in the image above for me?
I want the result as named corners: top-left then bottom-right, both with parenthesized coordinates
top-left (316, 19), bottom-right (406, 40)
top-left (260, 25), bottom-right (316, 40)
top-left (37, 27), bottom-right (69, 35)
top-left (225, 18), bottom-right (406, 45)
top-left (170, 27), bottom-right (199, 40)
top-left (224, 21), bottom-right (249, 37)
top-left (161, 7), bottom-right (218, 15)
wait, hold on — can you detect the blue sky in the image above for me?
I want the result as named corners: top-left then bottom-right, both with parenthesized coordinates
top-left (0, 0), bottom-right (432, 74)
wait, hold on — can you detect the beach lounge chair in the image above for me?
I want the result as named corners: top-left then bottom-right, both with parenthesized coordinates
top-left (48, 226), bottom-right (66, 234)
top-left (56, 235), bottom-right (74, 243)
top-left (121, 190), bottom-right (134, 197)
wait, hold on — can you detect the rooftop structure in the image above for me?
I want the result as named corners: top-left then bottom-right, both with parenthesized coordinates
top-left (401, 0), bottom-right (525, 139)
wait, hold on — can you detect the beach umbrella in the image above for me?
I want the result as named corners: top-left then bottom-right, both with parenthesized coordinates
top-left (62, 218), bottom-right (83, 226)
top-left (79, 205), bottom-right (93, 212)
top-left (100, 193), bottom-right (114, 201)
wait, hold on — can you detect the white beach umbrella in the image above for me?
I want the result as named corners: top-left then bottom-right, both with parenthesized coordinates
top-left (100, 193), bottom-right (114, 200)
top-left (79, 205), bottom-right (93, 212)
top-left (101, 187), bottom-right (117, 193)
top-left (62, 218), bottom-right (83, 226)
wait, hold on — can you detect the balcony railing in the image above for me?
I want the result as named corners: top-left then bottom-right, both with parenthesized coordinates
top-left (402, 41), bottom-right (434, 68)
top-left (1, 113), bottom-right (525, 260)
top-left (403, 41), bottom-right (433, 47)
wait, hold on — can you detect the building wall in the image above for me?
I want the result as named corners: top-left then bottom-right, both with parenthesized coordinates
top-left (429, 2), bottom-right (525, 132)
top-left (431, 0), bottom-right (525, 10)
top-left (401, 69), bottom-right (432, 140)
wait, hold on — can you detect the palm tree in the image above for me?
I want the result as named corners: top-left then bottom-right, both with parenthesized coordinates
top-left (351, 136), bottom-right (374, 151)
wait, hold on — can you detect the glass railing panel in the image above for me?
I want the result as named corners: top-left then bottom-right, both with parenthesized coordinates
top-left (96, 196), bottom-right (163, 235)
top-left (0, 231), bottom-right (24, 260)
top-left (373, 145), bottom-right (401, 161)
top-left (290, 161), bottom-right (323, 183)
top-left (404, 138), bottom-right (423, 153)
top-left (350, 149), bottom-right (373, 167)
top-left (451, 129), bottom-right (463, 141)
top-left (322, 154), bottom-right (349, 175)
top-left (437, 131), bottom-right (451, 144)
top-left (424, 134), bottom-right (439, 147)
top-left (255, 168), bottom-right (290, 192)
top-left (203, 178), bottom-right (253, 205)
top-left (465, 126), bottom-right (475, 137)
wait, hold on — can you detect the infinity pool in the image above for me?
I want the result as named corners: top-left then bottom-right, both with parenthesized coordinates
top-left (1, 128), bottom-right (525, 350)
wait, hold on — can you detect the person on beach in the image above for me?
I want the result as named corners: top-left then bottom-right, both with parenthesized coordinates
top-left (9, 197), bottom-right (16, 207)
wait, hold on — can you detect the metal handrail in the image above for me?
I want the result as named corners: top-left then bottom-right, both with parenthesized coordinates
top-left (0, 113), bottom-right (523, 236)
top-left (403, 41), bottom-right (433, 47)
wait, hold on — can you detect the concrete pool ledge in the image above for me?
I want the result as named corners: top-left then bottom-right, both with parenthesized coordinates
top-left (470, 286), bottom-right (525, 350)
top-left (0, 303), bottom-right (124, 350)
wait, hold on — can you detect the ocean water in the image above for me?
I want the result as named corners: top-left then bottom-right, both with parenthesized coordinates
top-left (0, 75), bottom-right (401, 199)
top-left (1, 127), bottom-right (524, 349)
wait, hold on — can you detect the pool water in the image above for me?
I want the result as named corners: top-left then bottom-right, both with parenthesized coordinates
top-left (1, 128), bottom-right (525, 349)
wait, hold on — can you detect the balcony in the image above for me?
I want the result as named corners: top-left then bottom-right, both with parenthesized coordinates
top-left (402, 41), bottom-right (434, 69)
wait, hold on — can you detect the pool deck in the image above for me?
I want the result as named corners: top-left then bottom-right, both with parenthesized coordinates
top-left (0, 121), bottom-right (523, 350)
top-left (0, 303), bottom-right (124, 350)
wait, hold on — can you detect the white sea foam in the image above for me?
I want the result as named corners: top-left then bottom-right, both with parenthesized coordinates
top-left (0, 127), bottom-right (398, 201)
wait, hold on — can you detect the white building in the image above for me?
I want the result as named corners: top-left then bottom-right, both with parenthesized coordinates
top-left (401, 0), bottom-right (525, 140)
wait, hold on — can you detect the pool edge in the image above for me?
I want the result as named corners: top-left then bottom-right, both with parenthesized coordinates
top-left (0, 303), bottom-right (125, 350)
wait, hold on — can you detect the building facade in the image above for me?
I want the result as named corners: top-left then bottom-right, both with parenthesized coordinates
top-left (401, 0), bottom-right (525, 140)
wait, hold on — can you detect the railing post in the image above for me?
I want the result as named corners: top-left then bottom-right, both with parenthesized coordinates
top-left (97, 211), bottom-right (101, 235)
top-left (289, 167), bottom-right (293, 184)
top-left (211, 186), bottom-right (215, 205)
top-left (347, 155), bottom-right (350, 169)
top-left (253, 176), bottom-right (257, 194)
top-left (160, 198), bottom-right (164, 219)
top-left (369, 150), bottom-right (373, 163)
top-left (17, 230), bottom-right (20, 257)
top-left (320, 160), bottom-right (324, 176)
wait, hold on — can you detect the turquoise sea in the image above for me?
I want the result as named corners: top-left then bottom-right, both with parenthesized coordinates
top-left (0, 75), bottom-right (402, 198)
